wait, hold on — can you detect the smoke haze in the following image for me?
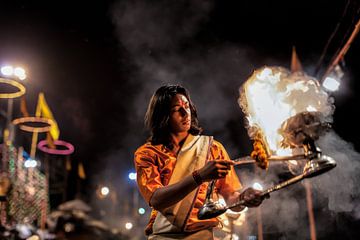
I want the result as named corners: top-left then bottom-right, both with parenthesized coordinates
top-left (110, 0), bottom-right (263, 153)
top-left (236, 66), bottom-right (360, 238)
top-left (90, 0), bottom-right (360, 238)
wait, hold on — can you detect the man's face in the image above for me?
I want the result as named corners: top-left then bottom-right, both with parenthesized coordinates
top-left (169, 94), bottom-right (191, 134)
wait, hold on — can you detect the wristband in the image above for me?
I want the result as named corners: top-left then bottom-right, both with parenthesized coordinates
top-left (192, 170), bottom-right (203, 186)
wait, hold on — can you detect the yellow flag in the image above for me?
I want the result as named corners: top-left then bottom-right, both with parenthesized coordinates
top-left (36, 92), bottom-right (60, 140)
top-left (78, 162), bottom-right (86, 179)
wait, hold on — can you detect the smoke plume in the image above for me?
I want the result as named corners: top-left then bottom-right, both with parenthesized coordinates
top-left (237, 66), bottom-right (360, 238)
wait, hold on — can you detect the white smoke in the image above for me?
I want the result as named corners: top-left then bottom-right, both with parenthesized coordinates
top-left (109, 1), bottom-right (360, 238)
top-left (111, 0), bottom-right (259, 152)
top-left (235, 65), bottom-right (360, 239)
top-left (314, 131), bottom-right (360, 213)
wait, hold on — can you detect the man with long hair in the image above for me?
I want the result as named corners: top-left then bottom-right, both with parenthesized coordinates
top-left (134, 85), bottom-right (265, 239)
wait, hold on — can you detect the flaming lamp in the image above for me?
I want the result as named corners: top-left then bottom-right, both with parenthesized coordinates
top-left (198, 67), bottom-right (337, 220)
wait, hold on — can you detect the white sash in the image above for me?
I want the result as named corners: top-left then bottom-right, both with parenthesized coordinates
top-left (152, 135), bottom-right (212, 234)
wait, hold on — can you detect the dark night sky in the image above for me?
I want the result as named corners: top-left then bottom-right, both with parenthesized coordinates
top-left (1, 1), bottom-right (360, 235)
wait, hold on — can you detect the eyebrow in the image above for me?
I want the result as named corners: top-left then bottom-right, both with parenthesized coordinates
top-left (171, 101), bottom-right (189, 108)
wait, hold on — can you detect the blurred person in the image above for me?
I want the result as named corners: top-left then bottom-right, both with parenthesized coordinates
top-left (134, 85), bottom-right (266, 239)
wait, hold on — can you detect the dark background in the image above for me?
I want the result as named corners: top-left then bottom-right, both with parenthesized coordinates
top-left (0, 0), bottom-right (360, 239)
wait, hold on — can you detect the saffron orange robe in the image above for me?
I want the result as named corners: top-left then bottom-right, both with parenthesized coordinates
top-left (134, 135), bottom-right (242, 235)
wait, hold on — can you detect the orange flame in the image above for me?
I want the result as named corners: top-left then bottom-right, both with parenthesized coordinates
top-left (239, 66), bottom-right (333, 162)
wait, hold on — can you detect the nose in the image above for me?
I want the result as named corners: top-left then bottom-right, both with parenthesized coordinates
top-left (179, 107), bottom-right (189, 117)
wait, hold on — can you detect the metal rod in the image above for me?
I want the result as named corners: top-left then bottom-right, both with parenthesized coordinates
top-left (227, 173), bottom-right (305, 210)
top-left (261, 174), bottom-right (304, 196)
top-left (232, 154), bottom-right (307, 166)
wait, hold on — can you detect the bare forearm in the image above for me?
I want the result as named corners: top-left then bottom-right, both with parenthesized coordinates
top-left (149, 159), bottom-right (235, 211)
top-left (150, 174), bottom-right (198, 210)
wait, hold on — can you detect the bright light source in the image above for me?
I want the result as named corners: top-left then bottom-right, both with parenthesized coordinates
top-left (138, 208), bottom-right (145, 215)
top-left (1, 66), bottom-right (13, 76)
top-left (322, 77), bottom-right (340, 92)
top-left (125, 222), bottom-right (133, 230)
top-left (128, 172), bottom-right (136, 180)
top-left (18, 73), bottom-right (26, 80)
top-left (24, 159), bottom-right (37, 168)
top-left (14, 67), bottom-right (26, 80)
top-left (1, 65), bottom-right (27, 80)
top-left (101, 186), bottom-right (110, 196)
top-left (252, 182), bottom-right (263, 191)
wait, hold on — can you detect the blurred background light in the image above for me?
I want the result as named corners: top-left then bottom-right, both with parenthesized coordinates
top-left (138, 207), bottom-right (145, 215)
top-left (24, 159), bottom-right (38, 168)
top-left (252, 182), bottom-right (263, 191)
top-left (1, 65), bottom-right (27, 80)
top-left (1, 65), bottom-right (14, 76)
top-left (128, 172), bottom-right (136, 180)
top-left (14, 67), bottom-right (26, 80)
top-left (125, 222), bottom-right (133, 230)
top-left (100, 186), bottom-right (110, 196)
top-left (322, 76), bottom-right (340, 92)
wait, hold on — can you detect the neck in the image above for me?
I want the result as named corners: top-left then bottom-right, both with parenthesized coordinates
top-left (170, 132), bottom-right (189, 149)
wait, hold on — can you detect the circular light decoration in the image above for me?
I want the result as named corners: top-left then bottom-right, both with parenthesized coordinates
top-left (37, 139), bottom-right (75, 155)
top-left (0, 78), bottom-right (26, 99)
top-left (12, 117), bottom-right (54, 133)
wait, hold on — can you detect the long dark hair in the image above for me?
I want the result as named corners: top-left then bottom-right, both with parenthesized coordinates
top-left (145, 85), bottom-right (203, 146)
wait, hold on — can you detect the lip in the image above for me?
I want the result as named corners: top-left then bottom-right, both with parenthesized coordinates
top-left (182, 119), bottom-right (191, 125)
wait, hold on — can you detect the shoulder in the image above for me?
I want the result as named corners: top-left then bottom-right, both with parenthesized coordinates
top-left (135, 142), bottom-right (153, 154)
top-left (134, 142), bottom-right (166, 159)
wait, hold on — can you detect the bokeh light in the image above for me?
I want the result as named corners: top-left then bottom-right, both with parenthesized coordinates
top-left (252, 182), bottom-right (263, 191)
top-left (138, 207), bottom-right (145, 215)
top-left (100, 186), bottom-right (110, 196)
top-left (128, 172), bottom-right (136, 180)
top-left (125, 222), bottom-right (133, 230)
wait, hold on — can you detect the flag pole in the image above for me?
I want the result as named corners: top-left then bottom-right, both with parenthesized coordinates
top-left (322, 18), bottom-right (360, 81)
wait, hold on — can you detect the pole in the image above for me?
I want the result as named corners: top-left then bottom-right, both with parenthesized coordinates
top-left (255, 166), bottom-right (263, 240)
top-left (256, 207), bottom-right (263, 240)
top-left (30, 132), bottom-right (38, 159)
top-left (305, 180), bottom-right (317, 240)
top-left (322, 19), bottom-right (360, 81)
top-left (6, 99), bottom-right (13, 127)
top-left (28, 132), bottom-right (38, 186)
top-left (64, 155), bottom-right (69, 202)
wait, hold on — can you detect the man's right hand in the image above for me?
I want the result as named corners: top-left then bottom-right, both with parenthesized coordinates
top-left (240, 187), bottom-right (267, 207)
top-left (198, 159), bottom-right (234, 182)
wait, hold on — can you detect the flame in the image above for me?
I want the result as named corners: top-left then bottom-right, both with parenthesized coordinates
top-left (239, 66), bottom-right (333, 156)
